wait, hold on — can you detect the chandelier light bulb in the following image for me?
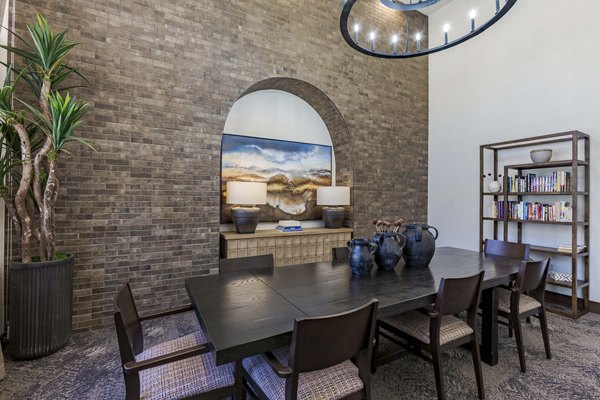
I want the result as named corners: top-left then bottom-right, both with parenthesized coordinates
top-left (443, 24), bottom-right (450, 44)
top-left (354, 23), bottom-right (360, 33)
top-left (392, 34), bottom-right (398, 44)
top-left (469, 9), bottom-right (477, 19)
top-left (370, 31), bottom-right (376, 41)
top-left (443, 24), bottom-right (450, 33)
top-left (415, 33), bottom-right (421, 41)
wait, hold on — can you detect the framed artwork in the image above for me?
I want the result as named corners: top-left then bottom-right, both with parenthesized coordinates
top-left (221, 134), bottom-right (333, 223)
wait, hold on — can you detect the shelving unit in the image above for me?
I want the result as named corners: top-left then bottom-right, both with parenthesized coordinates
top-left (480, 131), bottom-right (590, 318)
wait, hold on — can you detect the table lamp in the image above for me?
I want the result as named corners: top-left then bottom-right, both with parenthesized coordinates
top-left (226, 181), bottom-right (267, 234)
top-left (317, 186), bottom-right (350, 229)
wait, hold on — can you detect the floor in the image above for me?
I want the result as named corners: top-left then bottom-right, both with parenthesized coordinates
top-left (0, 311), bottom-right (599, 399)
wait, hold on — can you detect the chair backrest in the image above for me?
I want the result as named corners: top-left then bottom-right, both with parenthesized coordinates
top-left (484, 239), bottom-right (530, 260)
top-left (219, 254), bottom-right (274, 274)
top-left (289, 300), bottom-right (378, 375)
top-left (113, 282), bottom-right (144, 364)
top-left (515, 258), bottom-right (551, 297)
top-left (332, 247), bottom-right (349, 262)
top-left (433, 271), bottom-right (485, 317)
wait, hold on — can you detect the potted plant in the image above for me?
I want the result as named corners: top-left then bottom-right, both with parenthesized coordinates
top-left (0, 15), bottom-right (91, 359)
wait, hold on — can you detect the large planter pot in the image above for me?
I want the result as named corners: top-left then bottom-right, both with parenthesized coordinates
top-left (9, 255), bottom-right (74, 359)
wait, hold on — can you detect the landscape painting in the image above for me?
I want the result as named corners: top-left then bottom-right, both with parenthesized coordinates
top-left (221, 134), bottom-right (333, 223)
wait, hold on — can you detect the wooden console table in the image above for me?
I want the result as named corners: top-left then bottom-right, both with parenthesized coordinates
top-left (220, 228), bottom-right (353, 267)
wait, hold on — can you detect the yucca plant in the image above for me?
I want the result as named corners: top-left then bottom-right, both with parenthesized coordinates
top-left (0, 14), bottom-right (91, 263)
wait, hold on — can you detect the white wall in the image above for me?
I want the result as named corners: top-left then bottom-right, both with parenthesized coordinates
top-left (428, 0), bottom-right (600, 301)
top-left (222, 89), bottom-right (335, 230)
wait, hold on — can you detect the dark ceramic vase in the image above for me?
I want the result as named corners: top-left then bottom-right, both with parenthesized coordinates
top-left (402, 224), bottom-right (439, 267)
top-left (347, 238), bottom-right (378, 277)
top-left (374, 232), bottom-right (406, 270)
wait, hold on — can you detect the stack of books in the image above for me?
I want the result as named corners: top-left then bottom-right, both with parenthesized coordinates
top-left (557, 244), bottom-right (587, 254)
top-left (276, 220), bottom-right (302, 232)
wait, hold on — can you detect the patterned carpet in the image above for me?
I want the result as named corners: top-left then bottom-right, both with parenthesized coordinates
top-left (0, 311), bottom-right (599, 399)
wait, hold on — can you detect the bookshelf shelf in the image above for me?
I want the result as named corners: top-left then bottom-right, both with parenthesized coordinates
top-left (479, 131), bottom-right (590, 319)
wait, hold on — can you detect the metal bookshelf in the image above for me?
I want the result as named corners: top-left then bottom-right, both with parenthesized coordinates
top-left (479, 131), bottom-right (590, 318)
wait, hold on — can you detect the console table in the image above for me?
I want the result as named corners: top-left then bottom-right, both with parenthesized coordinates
top-left (219, 227), bottom-right (353, 267)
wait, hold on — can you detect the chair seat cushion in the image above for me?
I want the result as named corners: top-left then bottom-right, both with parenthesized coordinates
top-left (242, 347), bottom-right (364, 400)
top-left (381, 310), bottom-right (473, 345)
top-left (136, 331), bottom-right (234, 400)
top-left (497, 288), bottom-right (542, 314)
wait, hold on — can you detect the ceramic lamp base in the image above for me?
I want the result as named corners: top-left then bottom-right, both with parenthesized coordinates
top-left (322, 207), bottom-right (345, 229)
top-left (231, 207), bottom-right (260, 234)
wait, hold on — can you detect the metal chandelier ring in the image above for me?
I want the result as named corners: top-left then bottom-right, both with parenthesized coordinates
top-left (380, 0), bottom-right (442, 12)
top-left (340, 0), bottom-right (519, 59)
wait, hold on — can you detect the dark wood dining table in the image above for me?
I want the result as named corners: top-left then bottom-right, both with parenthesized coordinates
top-left (185, 247), bottom-right (520, 367)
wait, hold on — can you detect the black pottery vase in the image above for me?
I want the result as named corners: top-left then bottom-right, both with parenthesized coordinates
top-left (402, 224), bottom-right (439, 267)
top-left (347, 238), bottom-right (378, 277)
top-left (374, 232), bottom-right (406, 270)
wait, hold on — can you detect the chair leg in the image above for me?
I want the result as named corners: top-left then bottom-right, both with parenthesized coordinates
top-left (508, 319), bottom-right (513, 338)
top-left (539, 310), bottom-right (552, 360)
top-left (526, 316), bottom-right (532, 324)
top-left (512, 314), bottom-right (526, 373)
top-left (471, 337), bottom-right (485, 399)
top-left (431, 347), bottom-right (446, 400)
top-left (235, 360), bottom-right (245, 400)
top-left (371, 327), bottom-right (379, 374)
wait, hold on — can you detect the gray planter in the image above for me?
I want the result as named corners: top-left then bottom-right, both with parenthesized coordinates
top-left (8, 255), bottom-right (74, 359)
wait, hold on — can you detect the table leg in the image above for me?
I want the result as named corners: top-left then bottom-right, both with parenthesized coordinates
top-left (481, 287), bottom-right (498, 366)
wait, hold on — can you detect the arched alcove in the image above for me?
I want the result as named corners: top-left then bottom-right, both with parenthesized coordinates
top-left (220, 77), bottom-right (354, 228)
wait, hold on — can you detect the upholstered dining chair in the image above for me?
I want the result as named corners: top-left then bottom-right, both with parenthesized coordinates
top-left (484, 238), bottom-right (531, 260)
top-left (113, 282), bottom-right (243, 400)
top-left (497, 258), bottom-right (552, 373)
top-left (242, 299), bottom-right (379, 400)
top-left (219, 254), bottom-right (274, 274)
top-left (332, 247), bottom-right (349, 263)
top-left (377, 272), bottom-right (485, 400)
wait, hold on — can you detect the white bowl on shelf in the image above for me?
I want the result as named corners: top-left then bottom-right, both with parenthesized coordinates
top-left (530, 148), bottom-right (552, 163)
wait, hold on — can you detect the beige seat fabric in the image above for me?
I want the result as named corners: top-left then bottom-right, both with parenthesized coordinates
top-left (382, 310), bottom-right (473, 345)
top-left (497, 287), bottom-right (542, 314)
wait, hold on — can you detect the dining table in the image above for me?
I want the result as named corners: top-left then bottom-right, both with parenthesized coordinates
top-left (185, 247), bottom-right (521, 368)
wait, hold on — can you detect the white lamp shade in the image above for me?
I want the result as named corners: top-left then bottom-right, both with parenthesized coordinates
top-left (226, 181), bottom-right (267, 205)
top-left (317, 186), bottom-right (350, 206)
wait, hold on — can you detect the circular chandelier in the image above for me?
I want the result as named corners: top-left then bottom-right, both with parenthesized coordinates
top-left (340, 0), bottom-right (519, 59)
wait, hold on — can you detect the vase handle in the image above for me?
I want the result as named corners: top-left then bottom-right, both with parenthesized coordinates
top-left (368, 242), bottom-right (379, 255)
top-left (396, 232), bottom-right (406, 249)
top-left (347, 240), bottom-right (354, 250)
top-left (428, 226), bottom-right (439, 240)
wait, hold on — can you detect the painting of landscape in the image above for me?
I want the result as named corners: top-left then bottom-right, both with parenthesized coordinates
top-left (221, 134), bottom-right (332, 223)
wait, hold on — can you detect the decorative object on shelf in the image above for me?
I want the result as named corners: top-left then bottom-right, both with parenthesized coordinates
top-left (1, 15), bottom-right (91, 359)
top-left (530, 148), bottom-right (553, 163)
top-left (557, 244), bottom-right (587, 254)
top-left (483, 173), bottom-right (503, 193)
top-left (401, 224), bottom-right (439, 267)
top-left (347, 238), bottom-right (378, 277)
top-left (226, 181), bottom-right (267, 234)
top-left (317, 186), bottom-right (350, 229)
top-left (340, 0), bottom-right (518, 59)
top-left (548, 271), bottom-right (572, 283)
top-left (221, 134), bottom-right (332, 223)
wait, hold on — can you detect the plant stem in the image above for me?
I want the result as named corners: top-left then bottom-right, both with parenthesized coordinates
top-left (13, 122), bottom-right (34, 262)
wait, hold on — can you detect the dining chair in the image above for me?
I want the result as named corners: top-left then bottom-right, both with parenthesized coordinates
top-left (497, 258), bottom-right (551, 373)
top-left (242, 299), bottom-right (379, 400)
top-left (332, 246), bottom-right (349, 263)
top-left (219, 254), bottom-right (274, 274)
top-left (377, 272), bottom-right (485, 400)
top-left (113, 282), bottom-right (243, 400)
top-left (484, 239), bottom-right (531, 260)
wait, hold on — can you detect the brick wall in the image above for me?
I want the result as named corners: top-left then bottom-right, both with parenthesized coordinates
top-left (13, 0), bottom-right (429, 330)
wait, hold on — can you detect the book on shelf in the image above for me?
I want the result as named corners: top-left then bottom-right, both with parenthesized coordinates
top-left (275, 225), bottom-right (303, 232)
top-left (507, 171), bottom-right (571, 193)
top-left (278, 220), bottom-right (301, 227)
top-left (490, 200), bottom-right (572, 222)
top-left (557, 244), bottom-right (587, 254)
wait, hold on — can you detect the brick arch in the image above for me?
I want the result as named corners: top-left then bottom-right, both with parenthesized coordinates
top-left (225, 77), bottom-right (354, 227)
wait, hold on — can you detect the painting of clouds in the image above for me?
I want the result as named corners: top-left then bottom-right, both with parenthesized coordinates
top-left (221, 134), bottom-right (332, 222)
